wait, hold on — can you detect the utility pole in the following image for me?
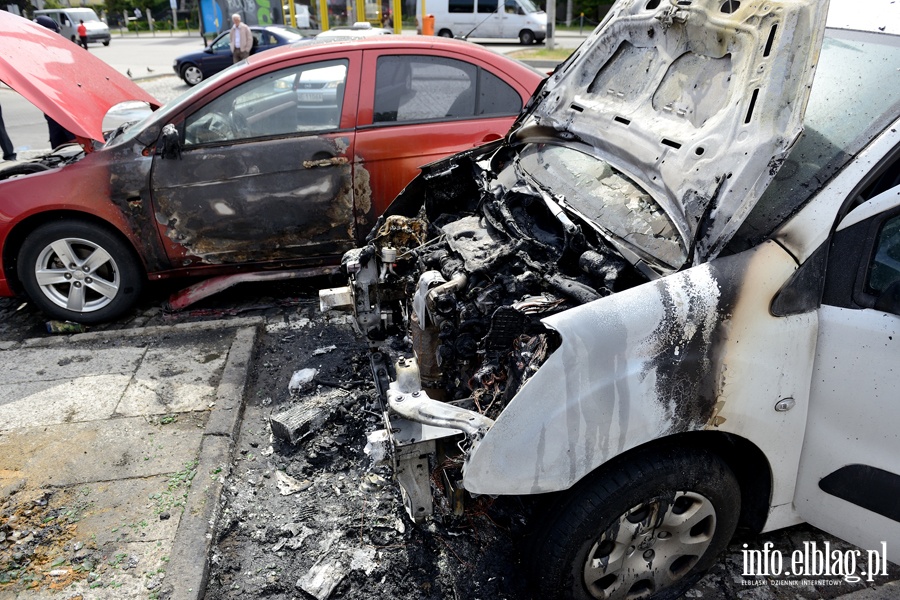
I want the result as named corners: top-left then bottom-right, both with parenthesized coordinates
top-left (546, 0), bottom-right (555, 49)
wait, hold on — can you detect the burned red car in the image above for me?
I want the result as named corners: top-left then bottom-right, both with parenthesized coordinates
top-left (0, 12), bottom-right (542, 323)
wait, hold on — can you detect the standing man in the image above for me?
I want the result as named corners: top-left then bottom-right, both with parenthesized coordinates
top-left (229, 14), bottom-right (252, 63)
top-left (0, 103), bottom-right (16, 161)
top-left (77, 19), bottom-right (88, 49)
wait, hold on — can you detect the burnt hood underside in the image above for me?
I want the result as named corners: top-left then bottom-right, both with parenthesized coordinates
top-left (517, 0), bottom-right (829, 264)
top-left (0, 11), bottom-right (160, 144)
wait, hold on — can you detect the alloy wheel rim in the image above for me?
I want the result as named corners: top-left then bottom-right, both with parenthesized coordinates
top-left (185, 65), bottom-right (202, 84)
top-left (34, 237), bottom-right (121, 313)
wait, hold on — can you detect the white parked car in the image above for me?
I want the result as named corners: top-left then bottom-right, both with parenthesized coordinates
top-left (330, 0), bottom-right (900, 597)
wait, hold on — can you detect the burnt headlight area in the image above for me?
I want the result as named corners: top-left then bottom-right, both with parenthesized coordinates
top-left (351, 174), bottom-right (646, 415)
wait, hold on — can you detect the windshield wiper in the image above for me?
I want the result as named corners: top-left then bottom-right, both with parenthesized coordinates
top-left (517, 160), bottom-right (661, 281)
top-left (516, 162), bottom-right (579, 235)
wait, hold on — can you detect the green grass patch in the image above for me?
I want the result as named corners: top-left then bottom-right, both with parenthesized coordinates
top-left (508, 47), bottom-right (574, 61)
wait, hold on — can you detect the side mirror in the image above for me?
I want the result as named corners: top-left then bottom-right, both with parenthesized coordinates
top-left (157, 124), bottom-right (182, 160)
top-left (874, 280), bottom-right (900, 316)
top-left (204, 47), bottom-right (214, 53)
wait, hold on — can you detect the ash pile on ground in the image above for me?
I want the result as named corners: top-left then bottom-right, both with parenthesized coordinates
top-left (0, 488), bottom-right (93, 592)
top-left (205, 307), bottom-right (536, 600)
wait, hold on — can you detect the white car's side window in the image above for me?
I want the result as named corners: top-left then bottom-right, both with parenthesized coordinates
top-left (869, 213), bottom-right (900, 314)
top-left (870, 215), bottom-right (900, 292)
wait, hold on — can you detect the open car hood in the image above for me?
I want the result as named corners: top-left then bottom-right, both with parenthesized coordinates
top-left (0, 12), bottom-right (160, 144)
top-left (518, 0), bottom-right (829, 263)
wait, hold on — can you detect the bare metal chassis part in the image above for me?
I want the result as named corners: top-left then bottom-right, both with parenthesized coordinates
top-left (366, 352), bottom-right (494, 522)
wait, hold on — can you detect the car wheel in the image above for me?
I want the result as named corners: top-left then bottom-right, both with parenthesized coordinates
top-left (181, 64), bottom-right (204, 86)
top-left (531, 447), bottom-right (741, 600)
top-left (17, 221), bottom-right (143, 324)
top-left (519, 29), bottom-right (536, 44)
top-left (0, 163), bottom-right (50, 181)
top-left (438, 28), bottom-right (453, 38)
top-left (103, 40), bottom-right (110, 46)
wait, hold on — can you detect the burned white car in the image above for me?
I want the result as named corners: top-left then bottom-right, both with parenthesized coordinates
top-left (325, 0), bottom-right (900, 597)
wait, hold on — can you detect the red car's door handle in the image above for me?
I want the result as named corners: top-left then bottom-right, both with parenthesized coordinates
top-left (303, 156), bottom-right (349, 168)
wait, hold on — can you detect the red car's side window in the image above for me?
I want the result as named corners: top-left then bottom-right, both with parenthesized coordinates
top-left (372, 55), bottom-right (521, 124)
top-left (183, 59), bottom-right (350, 144)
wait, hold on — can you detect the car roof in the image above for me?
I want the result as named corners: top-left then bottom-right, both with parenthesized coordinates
top-left (212, 24), bottom-right (291, 36)
top-left (0, 11), bottom-right (160, 143)
top-left (243, 35), bottom-right (537, 75)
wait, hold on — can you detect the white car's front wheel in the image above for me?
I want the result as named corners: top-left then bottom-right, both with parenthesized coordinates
top-left (531, 446), bottom-right (741, 600)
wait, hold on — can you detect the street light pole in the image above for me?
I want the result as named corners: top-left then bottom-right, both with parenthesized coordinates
top-left (546, 0), bottom-right (555, 49)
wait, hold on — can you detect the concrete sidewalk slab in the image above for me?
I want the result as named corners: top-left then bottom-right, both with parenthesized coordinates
top-left (0, 318), bottom-right (261, 599)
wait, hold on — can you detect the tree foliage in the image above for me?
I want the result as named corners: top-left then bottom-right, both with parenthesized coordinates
top-left (551, 0), bottom-right (612, 24)
top-left (103, 0), bottom-right (195, 25)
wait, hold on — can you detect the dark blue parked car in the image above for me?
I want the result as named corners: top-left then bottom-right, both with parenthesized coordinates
top-left (173, 25), bottom-right (308, 86)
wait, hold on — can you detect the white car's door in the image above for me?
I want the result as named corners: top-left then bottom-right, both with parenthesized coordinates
top-left (794, 177), bottom-right (900, 564)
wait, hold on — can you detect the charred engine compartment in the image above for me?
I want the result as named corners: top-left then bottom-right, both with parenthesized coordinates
top-left (0, 144), bottom-right (86, 181)
top-left (345, 145), bottom-right (648, 417)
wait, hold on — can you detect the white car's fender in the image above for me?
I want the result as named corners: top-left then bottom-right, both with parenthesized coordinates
top-left (463, 240), bottom-right (817, 513)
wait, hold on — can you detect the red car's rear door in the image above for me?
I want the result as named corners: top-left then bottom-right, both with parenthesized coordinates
top-left (353, 46), bottom-right (536, 217)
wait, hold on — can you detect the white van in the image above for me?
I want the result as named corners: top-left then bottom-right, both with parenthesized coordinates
top-left (34, 8), bottom-right (111, 46)
top-left (419, 0), bottom-right (546, 44)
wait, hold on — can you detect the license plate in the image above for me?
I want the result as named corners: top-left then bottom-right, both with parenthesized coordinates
top-left (299, 92), bottom-right (323, 102)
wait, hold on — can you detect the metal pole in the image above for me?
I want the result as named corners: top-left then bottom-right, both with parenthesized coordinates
top-left (318, 0), bottom-right (329, 30)
top-left (393, 0), bottom-right (401, 34)
top-left (546, 0), bottom-right (555, 49)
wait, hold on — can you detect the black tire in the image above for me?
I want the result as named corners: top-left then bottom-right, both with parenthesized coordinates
top-left (519, 29), bottom-right (535, 44)
top-left (17, 220), bottom-right (144, 324)
top-left (438, 28), bottom-right (453, 38)
top-left (531, 446), bottom-right (741, 600)
top-left (102, 40), bottom-right (110, 46)
top-left (0, 162), bottom-right (50, 181)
